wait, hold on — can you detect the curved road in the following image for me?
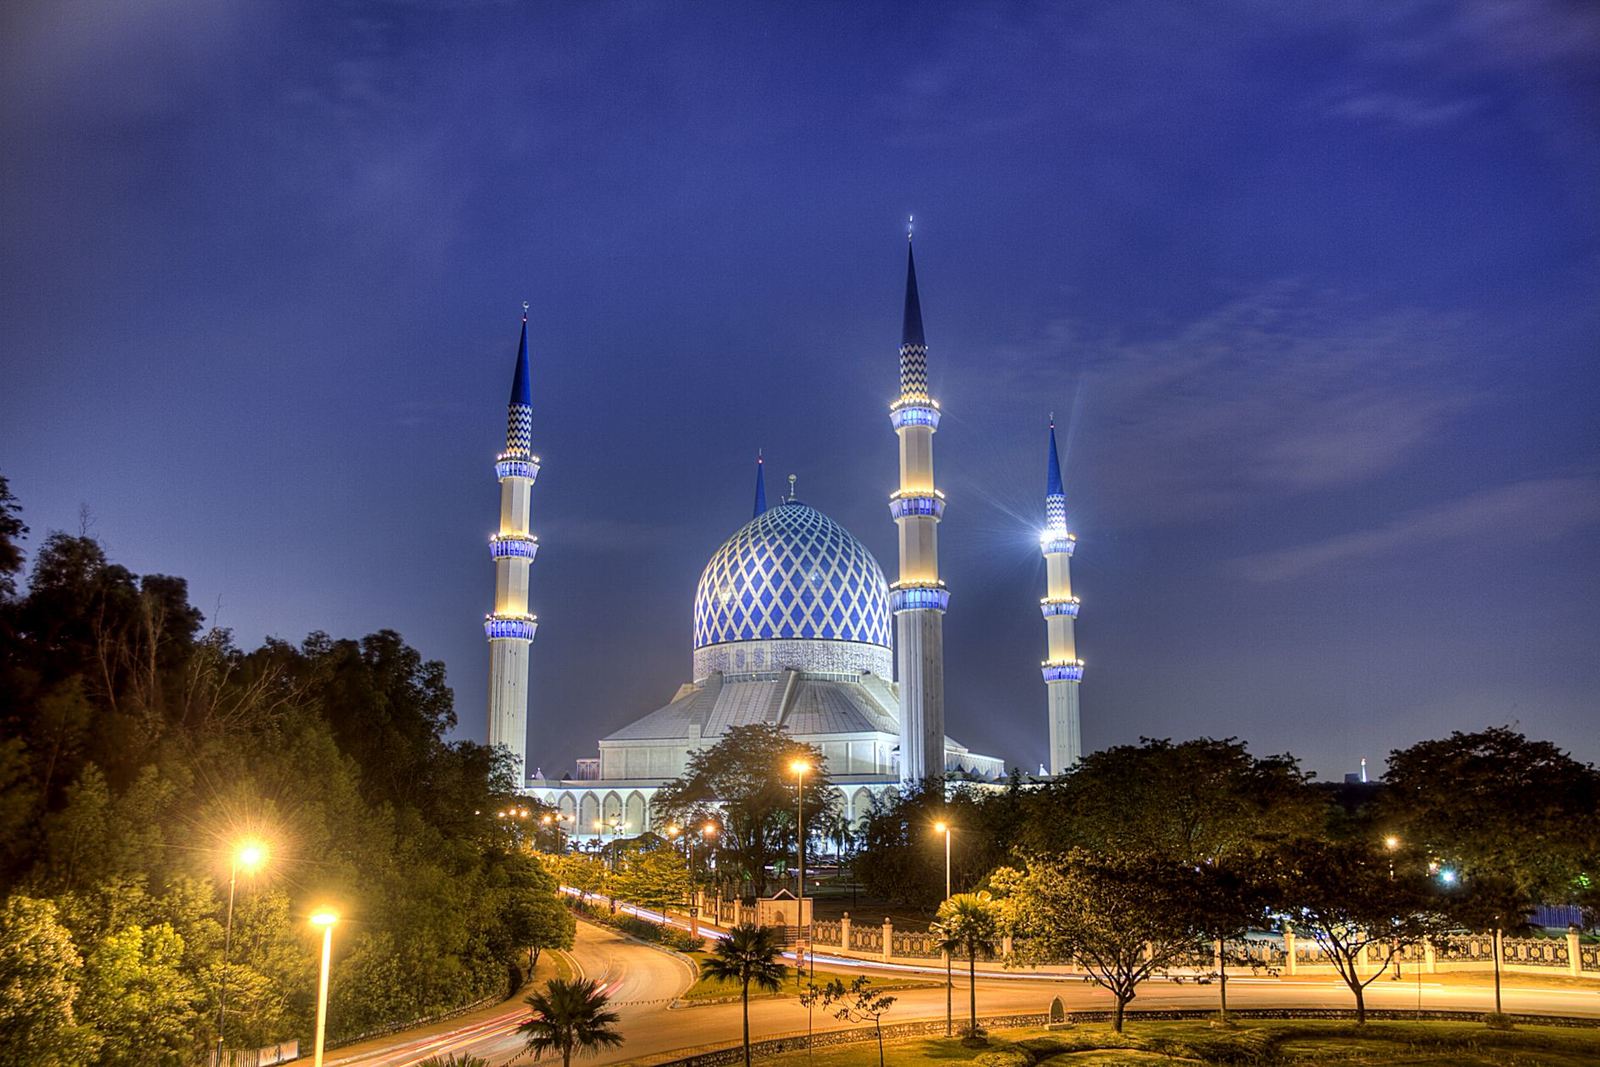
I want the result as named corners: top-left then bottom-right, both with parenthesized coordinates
top-left (310, 920), bottom-right (1599, 1066)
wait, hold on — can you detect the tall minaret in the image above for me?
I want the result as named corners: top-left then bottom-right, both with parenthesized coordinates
top-left (485, 305), bottom-right (540, 784)
top-left (888, 222), bottom-right (949, 783)
top-left (1040, 417), bottom-right (1083, 773)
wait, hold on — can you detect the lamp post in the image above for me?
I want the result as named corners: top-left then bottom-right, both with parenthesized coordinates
top-left (934, 821), bottom-right (952, 1036)
top-left (790, 759), bottom-right (812, 977)
top-left (1384, 835), bottom-right (1401, 980)
top-left (701, 822), bottom-right (718, 919)
top-left (216, 840), bottom-right (268, 1065)
top-left (309, 909), bottom-right (339, 1067)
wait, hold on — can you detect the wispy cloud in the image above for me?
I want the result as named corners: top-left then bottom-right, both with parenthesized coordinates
top-left (1235, 475), bottom-right (1600, 581)
top-left (1325, 91), bottom-right (1485, 128)
top-left (971, 282), bottom-right (1489, 527)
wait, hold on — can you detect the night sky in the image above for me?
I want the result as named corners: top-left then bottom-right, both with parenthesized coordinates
top-left (4, 2), bottom-right (1597, 781)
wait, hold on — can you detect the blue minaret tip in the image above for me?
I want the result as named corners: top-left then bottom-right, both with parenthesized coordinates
top-left (1046, 417), bottom-right (1064, 499)
top-left (902, 236), bottom-right (925, 349)
top-left (753, 450), bottom-right (768, 517)
top-left (509, 303), bottom-right (532, 408)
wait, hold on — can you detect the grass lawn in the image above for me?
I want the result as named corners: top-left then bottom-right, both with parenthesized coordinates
top-left (757, 1019), bottom-right (1600, 1065)
top-left (677, 950), bottom-right (938, 1002)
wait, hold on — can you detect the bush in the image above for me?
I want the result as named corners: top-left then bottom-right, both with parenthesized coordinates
top-left (974, 1050), bottom-right (1033, 1067)
top-left (570, 901), bottom-right (702, 952)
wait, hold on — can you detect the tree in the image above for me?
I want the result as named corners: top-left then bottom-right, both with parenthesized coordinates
top-left (0, 895), bottom-right (100, 1066)
top-left (994, 850), bottom-right (1201, 1031)
top-left (814, 975), bottom-right (896, 1067)
top-left (653, 724), bottom-right (834, 897)
top-left (1271, 837), bottom-right (1448, 1024)
top-left (1381, 727), bottom-right (1600, 926)
top-left (855, 780), bottom-right (1017, 908)
top-left (1184, 860), bottom-right (1275, 1018)
top-left (698, 924), bottom-right (787, 1067)
top-left (79, 922), bottom-right (202, 1066)
top-left (516, 977), bottom-right (623, 1067)
top-left (931, 892), bottom-right (1001, 1040)
top-left (0, 473), bottom-right (27, 600)
top-left (1019, 737), bottom-right (1323, 861)
top-left (606, 844), bottom-right (691, 912)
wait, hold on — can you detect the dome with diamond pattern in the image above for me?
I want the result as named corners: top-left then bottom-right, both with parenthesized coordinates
top-left (692, 500), bottom-right (893, 680)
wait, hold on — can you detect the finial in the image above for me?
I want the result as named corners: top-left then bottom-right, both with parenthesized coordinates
top-left (907, 215), bottom-right (914, 242)
top-left (1049, 411), bottom-right (1055, 430)
top-left (521, 300), bottom-right (529, 321)
top-left (788, 474), bottom-right (797, 502)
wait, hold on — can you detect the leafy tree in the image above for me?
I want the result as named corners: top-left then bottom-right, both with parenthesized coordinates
top-left (0, 895), bottom-right (100, 1065)
top-left (516, 977), bottom-right (623, 1067)
top-left (699, 923), bottom-right (787, 1067)
top-left (1020, 737), bottom-right (1323, 861)
top-left (1380, 727), bottom-right (1600, 926)
top-left (653, 724), bottom-right (834, 897)
top-left (80, 922), bottom-right (201, 1065)
top-left (606, 844), bottom-right (691, 912)
top-left (995, 850), bottom-right (1201, 1032)
top-left (1184, 859), bottom-right (1275, 1018)
top-left (0, 473), bottom-right (26, 601)
top-left (549, 852), bottom-right (607, 902)
top-left (855, 780), bottom-right (1017, 908)
top-left (1271, 837), bottom-right (1448, 1024)
top-left (813, 975), bottom-right (897, 1067)
top-left (931, 892), bottom-right (1001, 1039)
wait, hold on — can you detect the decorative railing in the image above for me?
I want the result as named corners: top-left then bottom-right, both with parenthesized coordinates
top-left (1041, 659), bottom-right (1084, 682)
top-left (811, 920), bottom-right (841, 946)
top-left (892, 930), bottom-right (942, 958)
top-left (1040, 596), bottom-right (1080, 618)
top-left (848, 926), bottom-right (883, 953)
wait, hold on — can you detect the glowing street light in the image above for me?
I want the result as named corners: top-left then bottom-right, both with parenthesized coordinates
top-left (217, 839), bottom-right (269, 1062)
top-left (935, 820), bottom-right (953, 1035)
top-left (309, 909), bottom-right (340, 1067)
top-left (790, 759), bottom-right (812, 977)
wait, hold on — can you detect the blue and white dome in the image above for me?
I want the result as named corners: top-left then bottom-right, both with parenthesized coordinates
top-left (693, 501), bottom-right (893, 679)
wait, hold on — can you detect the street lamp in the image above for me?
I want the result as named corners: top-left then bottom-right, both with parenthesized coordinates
top-left (935, 821), bottom-right (953, 1036)
top-left (309, 909), bottom-right (340, 1067)
top-left (1383, 835), bottom-right (1401, 979)
top-left (217, 839), bottom-right (268, 1063)
top-left (790, 759), bottom-right (811, 977)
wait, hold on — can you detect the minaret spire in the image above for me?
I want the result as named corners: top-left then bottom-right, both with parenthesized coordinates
top-left (1039, 415), bottom-right (1083, 773)
top-left (753, 450), bottom-right (768, 517)
top-left (888, 225), bottom-right (948, 783)
top-left (485, 305), bottom-right (541, 786)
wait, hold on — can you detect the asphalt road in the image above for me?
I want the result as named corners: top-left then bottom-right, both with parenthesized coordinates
top-left (305, 920), bottom-right (1600, 1067)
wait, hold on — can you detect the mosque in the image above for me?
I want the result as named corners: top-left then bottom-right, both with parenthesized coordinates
top-left (483, 236), bottom-right (1085, 840)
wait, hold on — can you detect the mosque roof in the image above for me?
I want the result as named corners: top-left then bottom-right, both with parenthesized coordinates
top-left (693, 500), bottom-right (892, 653)
top-left (600, 669), bottom-right (900, 743)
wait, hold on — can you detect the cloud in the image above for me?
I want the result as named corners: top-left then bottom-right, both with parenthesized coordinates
top-left (1325, 92), bottom-right (1485, 128)
top-left (1235, 475), bottom-right (1600, 581)
top-left (970, 283), bottom-right (1489, 527)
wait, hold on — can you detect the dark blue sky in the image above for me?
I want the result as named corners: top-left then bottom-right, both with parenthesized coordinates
top-left (4, 1), bottom-right (1597, 779)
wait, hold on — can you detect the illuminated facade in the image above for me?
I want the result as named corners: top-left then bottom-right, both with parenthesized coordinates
top-left (484, 307), bottom-right (540, 781)
top-left (515, 239), bottom-right (1016, 834)
top-left (1040, 419), bottom-right (1083, 773)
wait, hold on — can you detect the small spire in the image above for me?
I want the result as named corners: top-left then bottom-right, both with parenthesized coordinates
top-left (1046, 417), bottom-right (1064, 499)
top-left (907, 214), bottom-right (914, 242)
top-left (902, 240), bottom-right (925, 349)
top-left (508, 304), bottom-right (532, 409)
top-left (787, 473), bottom-right (798, 503)
top-left (753, 450), bottom-right (768, 517)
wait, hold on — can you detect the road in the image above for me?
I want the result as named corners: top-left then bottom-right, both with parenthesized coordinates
top-left (306, 920), bottom-right (1600, 1066)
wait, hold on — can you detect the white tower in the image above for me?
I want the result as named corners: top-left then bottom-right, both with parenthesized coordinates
top-left (888, 226), bottom-right (949, 783)
top-left (1040, 418), bottom-right (1083, 773)
top-left (485, 306), bottom-right (540, 784)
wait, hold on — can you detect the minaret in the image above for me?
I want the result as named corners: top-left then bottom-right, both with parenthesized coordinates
top-left (485, 305), bottom-right (540, 784)
top-left (888, 221), bottom-right (949, 783)
top-left (1040, 417), bottom-right (1083, 773)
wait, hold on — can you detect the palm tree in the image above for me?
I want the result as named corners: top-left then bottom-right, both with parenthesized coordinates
top-left (699, 923), bottom-right (788, 1067)
top-left (516, 977), bottom-right (624, 1067)
top-left (932, 893), bottom-right (1001, 1040)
